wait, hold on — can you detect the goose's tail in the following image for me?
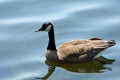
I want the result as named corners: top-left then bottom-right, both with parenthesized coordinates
top-left (108, 40), bottom-right (116, 47)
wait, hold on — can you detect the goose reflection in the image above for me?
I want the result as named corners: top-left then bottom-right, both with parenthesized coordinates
top-left (36, 56), bottom-right (115, 80)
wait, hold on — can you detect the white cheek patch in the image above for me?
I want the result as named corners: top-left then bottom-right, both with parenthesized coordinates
top-left (45, 25), bottom-right (52, 32)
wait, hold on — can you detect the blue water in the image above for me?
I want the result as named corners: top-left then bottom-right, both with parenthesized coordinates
top-left (0, 0), bottom-right (120, 80)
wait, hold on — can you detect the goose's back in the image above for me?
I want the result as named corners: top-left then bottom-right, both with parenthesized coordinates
top-left (57, 38), bottom-right (112, 62)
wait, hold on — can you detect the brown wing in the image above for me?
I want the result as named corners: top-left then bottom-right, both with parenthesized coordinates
top-left (57, 40), bottom-right (93, 60)
top-left (57, 39), bottom-right (112, 60)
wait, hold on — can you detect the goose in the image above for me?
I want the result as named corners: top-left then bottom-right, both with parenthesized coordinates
top-left (35, 22), bottom-right (116, 63)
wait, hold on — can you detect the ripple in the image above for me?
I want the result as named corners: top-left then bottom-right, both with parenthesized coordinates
top-left (0, 59), bottom-right (46, 80)
top-left (0, 0), bottom-right (14, 4)
top-left (0, 3), bottom-right (103, 25)
top-left (92, 17), bottom-right (120, 25)
top-left (104, 17), bottom-right (120, 24)
top-left (14, 72), bottom-right (38, 80)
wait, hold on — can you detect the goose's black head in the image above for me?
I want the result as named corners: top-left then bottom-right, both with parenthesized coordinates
top-left (35, 22), bottom-right (53, 32)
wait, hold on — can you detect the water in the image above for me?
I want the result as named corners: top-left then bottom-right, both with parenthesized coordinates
top-left (0, 0), bottom-right (120, 80)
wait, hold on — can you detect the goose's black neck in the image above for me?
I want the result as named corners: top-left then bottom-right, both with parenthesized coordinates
top-left (47, 27), bottom-right (57, 51)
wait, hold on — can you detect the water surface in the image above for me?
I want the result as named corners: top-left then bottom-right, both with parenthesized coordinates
top-left (0, 0), bottom-right (120, 80)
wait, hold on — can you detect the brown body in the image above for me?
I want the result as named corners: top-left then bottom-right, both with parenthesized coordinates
top-left (46, 38), bottom-right (115, 63)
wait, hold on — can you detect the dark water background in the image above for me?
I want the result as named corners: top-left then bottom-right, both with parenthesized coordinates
top-left (0, 0), bottom-right (120, 80)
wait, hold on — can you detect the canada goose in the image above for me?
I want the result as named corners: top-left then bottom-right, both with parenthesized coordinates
top-left (35, 22), bottom-right (116, 63)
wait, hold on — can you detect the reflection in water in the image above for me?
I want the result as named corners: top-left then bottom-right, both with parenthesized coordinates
top-left (36, 56), bottom-right (115, 80)
top-left (36, 66), bottom-right (55, 80)
top-left (35, 66), bottom-right (55, 80)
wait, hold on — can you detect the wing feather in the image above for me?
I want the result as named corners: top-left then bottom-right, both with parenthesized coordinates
top-left (57, 39), bottom-right (110, 60)
top-left (57, 40), bottom-right (93, 59)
